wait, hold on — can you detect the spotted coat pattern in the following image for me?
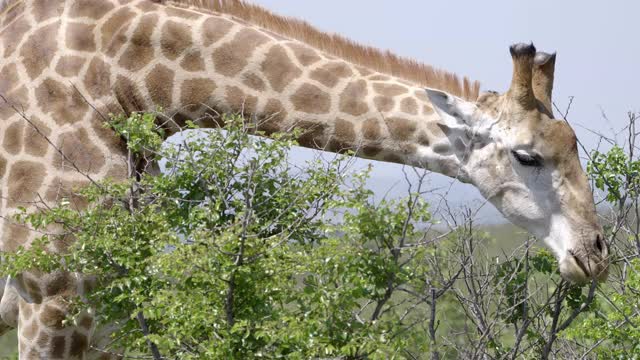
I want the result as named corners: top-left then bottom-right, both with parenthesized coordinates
top-left (0, 0), bottom-right (463, 358)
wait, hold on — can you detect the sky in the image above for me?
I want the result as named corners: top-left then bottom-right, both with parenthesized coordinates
top-left (212, 1), bottom-right (640, 223)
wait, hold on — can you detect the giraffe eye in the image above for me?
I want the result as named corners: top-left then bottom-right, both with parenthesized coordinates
top-left (512, 150), bottom-right (543, 167)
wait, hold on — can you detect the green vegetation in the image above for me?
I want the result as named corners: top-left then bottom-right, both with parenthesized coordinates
top-left (0, 329), bottom-right (17, 359)
top-left (1, 112), bottom-right (639, 359)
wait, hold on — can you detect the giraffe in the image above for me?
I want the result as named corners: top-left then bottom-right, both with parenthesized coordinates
top-left (0, 0), bottom-right (608, 358)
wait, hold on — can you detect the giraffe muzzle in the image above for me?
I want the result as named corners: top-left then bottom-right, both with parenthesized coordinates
top-left (560, 242), bottom-right (609, 283)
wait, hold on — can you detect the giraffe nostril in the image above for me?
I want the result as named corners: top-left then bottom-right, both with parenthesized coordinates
top-left (595, 234), bottom-right (606, 255)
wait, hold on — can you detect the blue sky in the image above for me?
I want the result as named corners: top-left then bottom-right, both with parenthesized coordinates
top-left (238, 1), bottom-right (640, 223)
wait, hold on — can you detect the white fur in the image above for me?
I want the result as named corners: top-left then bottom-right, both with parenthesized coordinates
top-left (425, 87), bottom-right (601, 281)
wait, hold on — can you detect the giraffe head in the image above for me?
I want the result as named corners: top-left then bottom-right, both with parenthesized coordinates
top-left (425, 43), bottom-right (608, 283)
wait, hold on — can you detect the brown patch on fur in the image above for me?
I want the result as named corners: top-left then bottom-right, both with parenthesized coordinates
top-left (384, 153), bottom-right (404, 164)
top-left (195, 111), bottom-right (223, 129)
top-left (356, 66), bottom-right (373, 77)
top-left (339, 80), bottom-right (369, 116)
top-left (20, 22), bottom-right (59, 79)
top-left (105, 163), bottom-right (128, 180)
top-left (114, 75), bottom-right (147, 114)
top-left (66, 22), bottom-right (96, 51)
top-left (84, 57), bottom-right (112, 99)
top-left (157, 0), bottom-right (480, 100)
top-left (56, 128), bottom-right (106, 174)
top-left (400, 97), bottom-right (418, 115)
top-left (242, 72), bottom-right (266, 91)
top-left (401, 143), bottom-right (417, 155)
top-left (0, 85), bottom-right (27, 118)
top-left (362, 118), bottom-right (381, 140)
top-left (146, 64), bottom-right (175, 109)
top-left (362, 145), bottom-right (382, 157)
top-left (261, 45), bottom-right (302, 92)
top-left (36, 332), bottom-right (50, 349)
top-left (180, 49), bottom-right (206, 71)
top-left (96, 353), bottom-right (114, 360)
top-left (373, 96), bottom-right (394, 113)
top-left (77, 313), bottom-right (94, 329)
top-left (24, 277), bottom-right (42, 302)
top-left (45, 178), bottom-right (89, 210)
top-left (226, 86), bottom-right (258, 114)
top-left (287, 42), bottom-right (321, 66)
top-left (161, 20), bottom-right (193, 60)
top-left (35, 78), bottom-right (88, 125)
top-left (7, 161), bottom-right (46, 207)
top-left (260, 99), bottom-right (287, 134)
top-left (310, 61), bottom-right (352, 88)
top-left (4, 121), bottom-right (23, 155)
top-left (296, 120), bottom-right (328, 148)
top-left (1, 16), bottom-right (29, 58)
top-left (290, 84), bottom-right (330, 114)
top-left (43, 272), bottom-right (71, 297)
top-left (70, 331), bottom-right (89, 357)
top-left (385, 117), bottom-right (416, 141)
top-left (542, 121), bottom-right (579, 162)
top-left (537, 121), bottom-right (596, 222)
top-left (100, 7), bottom-right (134, 55)
top-left (201, 17), bottom-right (234, 46)
top-left (55, 55), bottom-right (86, 77)
top-left (0, 62), bottom-right (18, 93)
top-left (119, 14), bottom-right (159, 71)
top-left (165, 5), bottom-right (202, 19)
top-left (422, 105), bottom-right (434, 115)
top-left (326, 139), bottom-right (353, 153)
top-left (24, 117), bottom-right (52, 157)
top-left (94, 106), bottom-right (127, 140)
top-left (41, 305), bottom-right (66, 329)
top-left (136, 0), bottom-right (161, 12)
top-left (51, 336), bottom-right (66, 358)
top-left (181, 78), bottom-right (217, 111)
top-left (1, 1), bottom-right (24, 27)
top-left (369, 74), bottom-right (390, 81)
top-left (417, 132), bottom-right (430, 146)
top-left (334, 119), bottom-right (356, 143)
top-left (0, 155), bottom-right (6, 178)
top-left (69, 0), bottom-right (115, 19)
top-left (1, 222), bottom-right (28, 251)
top-left (32, 0), bottom-right (60, 21)
top-left (373, 83), bottom-right (407, 97)
top-left (415, 90), bottom-right (429, 102)
top-left (212, 28), bottom-right (269, 77)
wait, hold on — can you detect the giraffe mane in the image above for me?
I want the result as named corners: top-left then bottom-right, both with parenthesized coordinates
top-left (157, 0), bottom-right (481, 100)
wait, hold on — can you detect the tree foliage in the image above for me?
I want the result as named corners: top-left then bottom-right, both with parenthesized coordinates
top-left (2, 111), bottom-right (640, 359)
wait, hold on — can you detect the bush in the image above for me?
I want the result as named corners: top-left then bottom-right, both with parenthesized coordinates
top-left (3, 111), bottom-right (640, 359)
top-left (3, 113), bottom-right (445, 358)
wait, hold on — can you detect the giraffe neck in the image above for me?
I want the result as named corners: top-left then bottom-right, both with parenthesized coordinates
top-left (0, 1), bottom-right (471, 357)
top-left (102, 0), bottom-right (466, 179)
top-left (0, 0), bottom-right (469, 230)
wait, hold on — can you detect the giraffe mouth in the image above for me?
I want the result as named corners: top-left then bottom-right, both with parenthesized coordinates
top-left (569, 250), bottom-right (590, 279)
top-left (563, 249), bottom-right (609, 283)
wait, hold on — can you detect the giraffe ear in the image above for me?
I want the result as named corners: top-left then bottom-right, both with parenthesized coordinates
top-left (425, 88), bottom-right (477, 128)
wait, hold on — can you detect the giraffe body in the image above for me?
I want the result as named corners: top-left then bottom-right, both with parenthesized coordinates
top-left (0, 0), bottom-right (607, 358)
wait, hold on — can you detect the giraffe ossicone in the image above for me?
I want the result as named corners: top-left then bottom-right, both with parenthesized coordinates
top-left (0, 0), bottom-right (607, 358)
